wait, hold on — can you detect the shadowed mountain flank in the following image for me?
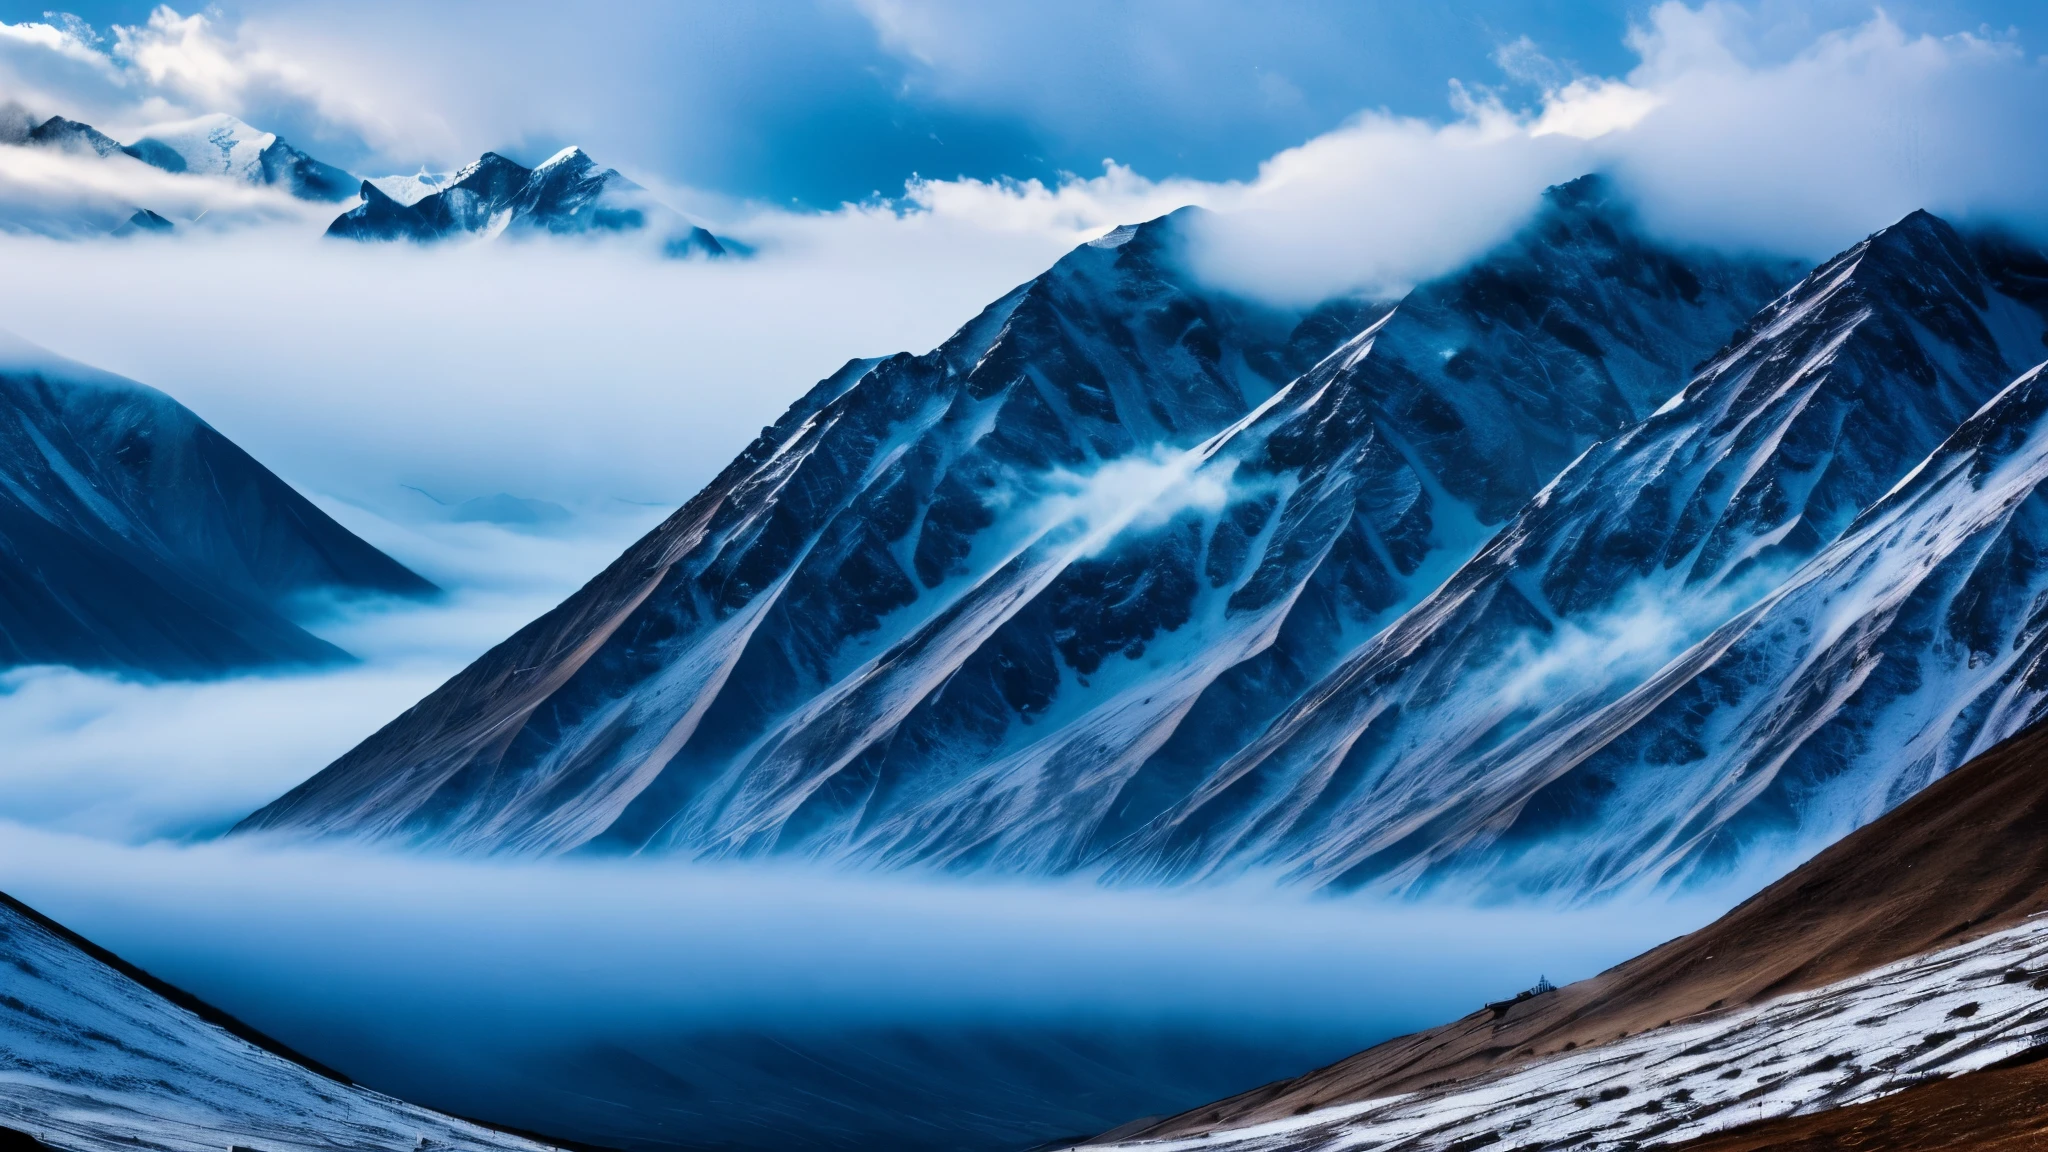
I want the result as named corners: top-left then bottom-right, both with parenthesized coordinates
top-left (0, 334), bottom-right (433, 675)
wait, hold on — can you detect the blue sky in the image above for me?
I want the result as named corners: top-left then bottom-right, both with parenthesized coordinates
top-left (8, 0), bottom-right (2047, 207)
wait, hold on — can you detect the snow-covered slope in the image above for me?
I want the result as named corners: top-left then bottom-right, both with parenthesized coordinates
top-left (1087, 912), bottom-right (2048, 1152)
top-left (121, 113), bottom-right (355, 202)
top-left (0, 892), bottom-right (556, 1152)
top-left (365, 169), bottom-right (452, 206)
top-left (1110, 212), bottom-right (2048, 898)
top-left (239, 178), bottom-right (1788, 860)
top-left (328, 147), bottom-right (727, 256)
top-left (0, 331), bottom-right (435, 675)
top-left (1469, 348), bottom-right (2048, 892)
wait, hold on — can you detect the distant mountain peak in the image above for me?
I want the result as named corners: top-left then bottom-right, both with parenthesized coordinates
top-left (14, 108), bottom-right (359, 202)
top-left (331, 144), bottom-right (730, 257)
top-left (0, 328), bottom-right (435, 676)
top-left (26, 115), bottom-right (123, 157)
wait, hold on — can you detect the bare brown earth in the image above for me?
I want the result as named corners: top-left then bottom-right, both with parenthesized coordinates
top-left (1663, 1049), bottom-right (2048, 1151)
top-left (1118, 720), bottom-right (2048, 1141)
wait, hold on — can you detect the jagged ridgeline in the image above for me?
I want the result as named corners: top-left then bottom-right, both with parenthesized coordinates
top-left (242, 175), bottom-right (1814, 883)
top-left (1116, 212), bottom-right (2048, 898)
top-left (327, 147), bottom-right (728, 257)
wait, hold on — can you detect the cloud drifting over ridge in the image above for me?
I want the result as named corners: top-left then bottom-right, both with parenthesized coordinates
top-left (0, 3), bottom-right (2039, 617)
top-left (756, 2), bottom-right (2048, 306)
top-left (3, 3), bottom-right (2044, 301)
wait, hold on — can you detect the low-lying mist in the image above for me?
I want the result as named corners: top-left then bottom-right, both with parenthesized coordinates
top-left (0, 511), bottom-right (1779, 1152)
top-left (0, 824), bottom-right (1737, 1152)
top-left (0, 506), bottom-right (665, 841)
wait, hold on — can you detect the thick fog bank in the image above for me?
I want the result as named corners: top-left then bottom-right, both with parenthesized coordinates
top-left (0, 509), bottom-right (662, 841)
top-left (0, 827), bottom-right (1733, 1151)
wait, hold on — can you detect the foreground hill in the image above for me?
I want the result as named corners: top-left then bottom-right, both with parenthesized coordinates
top-left (0, 332), bottom-right (434, 675)
top-left (239, 177), bottom-right (1791, 867)
top-left (1089, 716), bottom-right (2048, 1149)
top-left (0, 891), bottom-right (555, 1152)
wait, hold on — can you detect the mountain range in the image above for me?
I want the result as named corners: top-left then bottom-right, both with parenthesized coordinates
top-left (10, 111), bottom-right (355, 207)
top-left (4, 109), bottom-right (730, 252)
top-left (239, 176), bottom-right (2048, 906)
top-left (13, 156), bottom-right (2048, 1150)
top-left (326, 146), bottom-right (728, 256)
top-left (0, 330), bottom-right (433, 675)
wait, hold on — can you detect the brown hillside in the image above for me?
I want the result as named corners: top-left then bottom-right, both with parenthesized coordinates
top-left (1121, 719), bottom-right (2048, 1141)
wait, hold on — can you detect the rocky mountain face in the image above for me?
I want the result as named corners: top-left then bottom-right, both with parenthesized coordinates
top-left (0, 332), bottom-right (434, 676)
top-left (1113, 211), bottom-right (2048, 898)
top-left (238, 178), bottom-right (1793, 865)
top-left (326, 146), bottom-right (728, 256)
top-left (0, 891), bottom-right (558, 1152)
top-left (22, 116), bottom-right (123, 158)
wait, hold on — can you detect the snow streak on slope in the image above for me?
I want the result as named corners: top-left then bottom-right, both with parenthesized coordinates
top-left (241, 179), bottom-right (1788, 866)
top-left (1478, 352), bottom-right (2048, 894)
top-left (0, 894), bottom-right (554, 1152)
top-left (1088, 914), bottom-right (2048, 1152)
top-left (1110, 212), bottom-right (2048, 897)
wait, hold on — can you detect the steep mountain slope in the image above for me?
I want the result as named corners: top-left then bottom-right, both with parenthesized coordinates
top-left (121, 113), bottom-right (355, 202)
top-left (0, 331), bottom-right (434, 675)
top-left (22, 117), bottom-right (122, 158)
top-left (327, 147), bottom-right (726, 255)
top-left (0, 891), bottom-right (557, 1152)
top-left (241, 177), bottom-right (1789, 860)
top-left (1096, 716), bottom-right (2048, 1149)
top-left (1111, 212), bottom-right (2048, 898)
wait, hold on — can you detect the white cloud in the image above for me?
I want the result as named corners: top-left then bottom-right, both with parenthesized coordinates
top-left (0, 202), bottom-right (1093, 516)
top-left (0, 509), bottom-right (666, 843)
top-left (0, 140), bottom-right (326, 234)
top-left (1604, 4), bottom-right (2048, 253)
top-left (1529, 77), bottom-right (1662, 139)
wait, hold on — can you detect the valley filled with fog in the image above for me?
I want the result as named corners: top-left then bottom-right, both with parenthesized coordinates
top-left (6, 3), bottom-right (2048, 1150)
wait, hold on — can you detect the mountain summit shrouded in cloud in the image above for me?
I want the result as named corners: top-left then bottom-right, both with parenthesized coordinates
top-left (327, 145), bottom-right (730, 255)
top-left (0, 329), bottom-right (435, 676)
top-left (0, 104), bottom-right (733, 252)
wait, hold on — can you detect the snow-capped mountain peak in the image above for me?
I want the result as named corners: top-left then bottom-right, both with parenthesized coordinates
top-left (329, 144), bottom-right (728, 256)
top-left (124, 113), bottom-right (274, 181)
top-left (365, 167), bottom-right (453, 206)
top-left (534, 145), bottom-right (592, 171)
